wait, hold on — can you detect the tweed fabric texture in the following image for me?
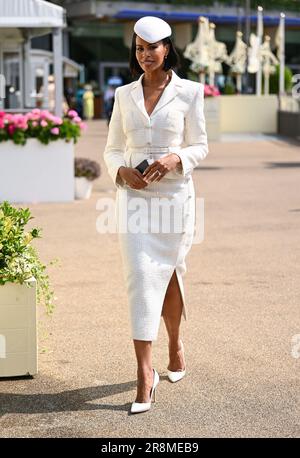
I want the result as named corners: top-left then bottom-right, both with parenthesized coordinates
top-left (104, 70), bottom-right (208, 340)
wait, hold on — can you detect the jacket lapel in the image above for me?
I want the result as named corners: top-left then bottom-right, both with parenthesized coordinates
top-left (130, 70), bottom-right (183, 120)
top-left (130, 73), bottom-right (148, 120)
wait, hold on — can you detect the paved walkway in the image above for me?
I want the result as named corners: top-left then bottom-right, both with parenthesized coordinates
top-left (0, 121), bottom-right (299, 437)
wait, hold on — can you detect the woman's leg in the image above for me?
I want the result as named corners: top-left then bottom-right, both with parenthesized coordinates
top-left (161, 270), bottom-right (186, 371)
top-left (133, 340), bottom-right (155, 403)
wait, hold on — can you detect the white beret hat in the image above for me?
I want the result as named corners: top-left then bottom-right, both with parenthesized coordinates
top-left (134, 16), bottom-right (172, 43)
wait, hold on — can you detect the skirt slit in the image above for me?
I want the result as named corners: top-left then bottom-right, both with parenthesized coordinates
top-left (160, 266), bottom-right (187, 321)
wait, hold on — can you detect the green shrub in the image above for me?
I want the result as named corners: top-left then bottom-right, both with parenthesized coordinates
top-left (224, 83), bottom-right (236, 95)
top-left (0, 201), bottom-right (57, 315)
top-left (268, 64), bottom-right (294, 94)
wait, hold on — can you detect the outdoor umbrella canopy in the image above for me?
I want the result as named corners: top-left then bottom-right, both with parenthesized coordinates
top-left (0, 0), bottom-right (65, 29)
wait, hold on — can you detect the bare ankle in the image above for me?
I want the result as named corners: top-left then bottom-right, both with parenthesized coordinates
top-left (137, 366), bottom-right (153, 377)
top-left (168, 338), bottom-right (181, 351)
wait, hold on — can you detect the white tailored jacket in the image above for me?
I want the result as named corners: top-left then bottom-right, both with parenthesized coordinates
top-left (103, 69), bottom-right (209, 189)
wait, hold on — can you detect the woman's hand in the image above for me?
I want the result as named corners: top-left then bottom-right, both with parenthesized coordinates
top-left (118, 166), bottom-right (149, 189)
top-left (142, 153), bottom-right (182, 183)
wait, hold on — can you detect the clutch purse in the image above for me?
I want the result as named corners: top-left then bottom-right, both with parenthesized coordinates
top-left (135, 159), bottom-right (149, 174)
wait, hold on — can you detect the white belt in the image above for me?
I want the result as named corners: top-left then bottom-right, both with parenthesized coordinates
top-left (127, 146), bottom-right (180, 153)
top-left (125, 146), bottom-right (181, 163)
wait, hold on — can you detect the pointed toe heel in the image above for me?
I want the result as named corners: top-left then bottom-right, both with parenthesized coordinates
top-left (167, 368), bottom-right (186, 383)
top-left (130, 368), bottom-right (159, 414)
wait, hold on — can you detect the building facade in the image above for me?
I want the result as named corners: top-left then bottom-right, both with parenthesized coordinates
top-left (44, 0), bottom-right (300, 93)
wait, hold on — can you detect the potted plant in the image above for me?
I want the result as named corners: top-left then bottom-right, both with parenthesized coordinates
top-left (0, 201), bottom-right (56, 377)
top-left (74, 157), bottom-right (101, 199)
top-left (0, 109), bottom-right (87, 203)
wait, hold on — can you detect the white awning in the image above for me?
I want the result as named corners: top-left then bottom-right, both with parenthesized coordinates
top-left (0, 0), bottom-right (65, 28)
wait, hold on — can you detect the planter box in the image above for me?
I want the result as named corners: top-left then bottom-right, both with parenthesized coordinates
top-left (204, 97), bottom-right (221, 141)
top-left (278, 111), bottom-right (300, 138)
top-left (0, 278), bottom-right (37, 377)
top-left (75, 176), bottom-right (93, 199)
top-left (0, 139), bottom-right (75, 203)
top-left (220, 94), bottom-right (278, 134)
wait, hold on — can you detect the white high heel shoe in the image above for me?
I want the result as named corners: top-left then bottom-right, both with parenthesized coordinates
top-left (131, 368), bottom-right (159, 414)
top-left (167, 340), bottom-right (186, 383)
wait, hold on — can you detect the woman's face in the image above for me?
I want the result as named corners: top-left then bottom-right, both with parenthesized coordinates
top-left (135, 36), bottom-right (170, 73)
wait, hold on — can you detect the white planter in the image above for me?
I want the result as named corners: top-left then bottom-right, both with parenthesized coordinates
top-left (0, 138), bottom-right (75, 203)
top-left (75, 176), bottom-right (93, 199)
top-left (204, 97), bottom-right (221, 141)
top-left (0, 278), bottom-right (37, 377)
top-left (220, 94), bottom-right (278, 133)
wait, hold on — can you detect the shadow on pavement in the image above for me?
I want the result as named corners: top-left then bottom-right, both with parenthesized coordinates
top-left (0, 375), bottom-right (172, 416)
top-left (265, 162), bottom-right (300, 168)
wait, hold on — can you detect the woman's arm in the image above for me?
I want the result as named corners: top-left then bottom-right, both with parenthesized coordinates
top-left (103, 87), bottom-right (127, 189)
top-left (174, 83), bottom-right (209, 177)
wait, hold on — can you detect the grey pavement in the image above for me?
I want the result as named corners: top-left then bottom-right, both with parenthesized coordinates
top-left (0, 120), bottom-right (299, 438)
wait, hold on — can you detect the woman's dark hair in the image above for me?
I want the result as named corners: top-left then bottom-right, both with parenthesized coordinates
top-left (129, 32), bottom-right (180, 77)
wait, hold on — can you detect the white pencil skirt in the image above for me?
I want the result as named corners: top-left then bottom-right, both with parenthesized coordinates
top-left (115, 155), bottom-right (196, 341)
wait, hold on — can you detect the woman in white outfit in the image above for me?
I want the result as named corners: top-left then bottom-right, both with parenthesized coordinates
top-left (103, 16), bottom-right (209, 414)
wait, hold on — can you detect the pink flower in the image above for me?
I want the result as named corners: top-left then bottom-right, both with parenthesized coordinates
top-left (40, 110), bottom-right (52, 120)
top-left (18, 122), bottom-right (28, 130)
top-left (211, 86), bottom-right (220, 96)
top-left (8, 114), bottom-right (28, 130)
top-left (204, 84), bottom-right (213, 97)
top-left (68, 109), bottom-right (78, 118)
top-left (8, 124), bottom-right (16, 135)
top-left (79, 122), bottom-right (87, 131)
top-left (52, 116), bottom-right (63, 125)
top-left (27, 113), bottom-right (40, 121)
top-left (5, 114), bottom-right (14, 122)
top-left (204, 84), bottom-right (220, 97)
top-left (0, 108), bottom-right (84, 142)
top-left (47, 115), bottom-right (56, 123)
